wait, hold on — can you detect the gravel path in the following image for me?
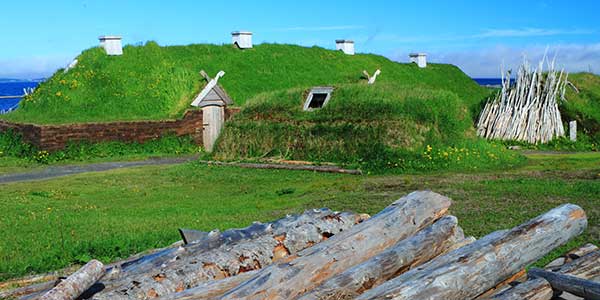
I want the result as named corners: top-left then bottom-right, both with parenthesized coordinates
top-left (0, 156), bottom-right (197, 184)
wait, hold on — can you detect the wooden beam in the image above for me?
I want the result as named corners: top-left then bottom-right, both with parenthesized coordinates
top-left (528, 268), bottom-right (600, 300)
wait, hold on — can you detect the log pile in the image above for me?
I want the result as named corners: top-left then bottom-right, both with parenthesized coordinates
top-left (1, 191), bottom-right (595, 300)
top-left (476, 56), bottom-right (568, 143)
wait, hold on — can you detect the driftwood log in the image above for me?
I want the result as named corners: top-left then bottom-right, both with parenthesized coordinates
top-left (356, 203), bottom-right (587, 300)
top-left (92, 209), bottom-right (364, 299)
top-left (40, 259), bottom-right (104, 300)
top-left (477, 243), bottom-right (598, 298)
top-left (528, 267), bottom-right (600, 299)
top-left (218, 191), bottom-right (451, 300)
top-left (490, 249), bottom-right (600, 300)
top-left (157, 271), bottom-right (258, 300)
top-left (297, 215), bottom-right (471, 299)
top-left (489, 278), bottom-right (555, 300)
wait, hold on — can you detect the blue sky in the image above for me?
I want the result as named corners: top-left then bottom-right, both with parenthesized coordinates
top-left (1, 0), bottom-right (599, 78)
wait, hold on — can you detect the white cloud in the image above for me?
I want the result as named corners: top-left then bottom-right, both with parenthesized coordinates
top-left (474, 28), bottom-right (595, 38)
top-left (0, 55), bottom-right (74, 79)
top-left (390, 44), bottom-right (600, 78)
top-left (364, 28), bottom-right (595, 45)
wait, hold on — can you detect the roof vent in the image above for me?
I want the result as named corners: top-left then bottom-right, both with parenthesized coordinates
top-left (232, 31), bottom-right (253, 49)
top-left (335, 40), bottom-right (355, 55)
top-left (409, 53), bottom-right (427, 68)
top-left (98, 35), bottom-right (123, 56)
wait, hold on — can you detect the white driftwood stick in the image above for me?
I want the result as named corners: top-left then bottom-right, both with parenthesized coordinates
top-left (219, 191), bottom-right (452, 300)
top-left (297, 215), bottom-right (468, 299)
top-left (357, 204), bottom-right (587, 300)
top-left (40, 259), bottom-right (104, 300)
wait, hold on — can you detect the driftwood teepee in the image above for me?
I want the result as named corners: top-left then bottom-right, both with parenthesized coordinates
top-left (477, 56), bottom-right (568, 143)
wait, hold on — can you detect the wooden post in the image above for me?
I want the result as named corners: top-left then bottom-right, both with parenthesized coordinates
top-left (569, 120), bottom-right (577, 141)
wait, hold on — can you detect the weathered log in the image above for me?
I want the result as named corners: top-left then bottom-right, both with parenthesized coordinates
top-left (528, 268), bottom-right (600, 299)
top-left (483, 243), bottom-right (599, 299)
top-left (113, 209), bottom-right (362, 279)
top-left (199, 160), bottom-right (363, 175)
top-left (40, 259), bottom-right (104, 300)
top-left (297, 215), bottom-right (468, 299)
top-left (92, 209), bottom-right (364, 300)
top-left (357, 203), bottom-right (587, 300)
top-left (491, 249), bottom-right (600, 300)
top-left (489, 278), bottom-right (554, 300)
top-left (475, 269), bottom-right (527, 299)
top-left (0, 279), bottom-right (60, 299)
top-left (545, 243), bottom-right (599, 270)
top-left (157, 271), bottom-right (258, 300)
top-left (219, 191), bottom-right (452, 300)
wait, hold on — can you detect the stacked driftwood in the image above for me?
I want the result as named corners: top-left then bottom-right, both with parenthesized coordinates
top-left (1, 191), bottom-right (596, 300)
top-left (477, 56), bottom-right (568, 143)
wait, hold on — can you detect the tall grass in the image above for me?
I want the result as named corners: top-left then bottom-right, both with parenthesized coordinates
top-left (561, 73), bottom-right (600, 144)
top-left (215, 84), bottom-right (523, 172)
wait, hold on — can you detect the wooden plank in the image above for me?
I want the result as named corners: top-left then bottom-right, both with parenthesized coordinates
top-left (198, 160), bottom-right (363, 175)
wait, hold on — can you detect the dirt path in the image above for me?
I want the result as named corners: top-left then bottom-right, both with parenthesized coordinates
top-left (0, 156), bottom-right (197, 184)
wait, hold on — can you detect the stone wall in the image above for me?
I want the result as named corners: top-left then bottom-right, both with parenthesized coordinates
top-left (0, 108), bottom-right (240, 151)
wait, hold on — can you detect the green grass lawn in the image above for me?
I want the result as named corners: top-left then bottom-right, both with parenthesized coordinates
top-left (1, 152), bottom-right (599, 281)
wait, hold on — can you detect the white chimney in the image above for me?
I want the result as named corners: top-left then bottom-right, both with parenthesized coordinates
top-left (335, 39), bottom-right (355, 55)
top-left (99, 35), bottom-right (123, 56)
top-left (232, 31), bottom-right (253, 49)
top-left (409, 53), bottom-right (427, 68)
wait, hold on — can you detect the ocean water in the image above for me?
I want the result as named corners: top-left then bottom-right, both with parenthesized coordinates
top-left (472, 78), bottom-right (513, 87)
top-left (0, 81), bottom-right (39, 112)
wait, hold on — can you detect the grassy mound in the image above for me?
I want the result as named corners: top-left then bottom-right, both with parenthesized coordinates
top-left (562, 73), bottom-right (600, 143)
top-left (215, 83), bottom-right (523, 172)
top-left (1, 42), bottom-right (489, 124)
